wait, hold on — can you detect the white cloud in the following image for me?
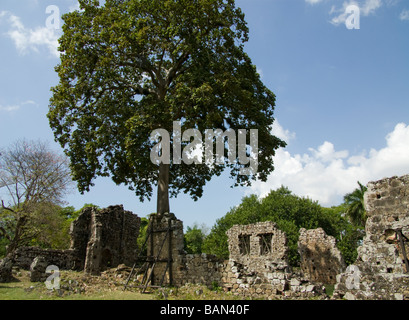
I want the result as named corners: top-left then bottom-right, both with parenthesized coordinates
top-left (400, 9), bottom-right (409, 21)
top-left (306, 0), bottom-right (324, 5)
top-left (329, 0), bottom-right (384, 26)
top-left (0, 100), bottom-right (38, 113)
top-left (329, 1), bottom-right (359, 26)
top-left (271, 120), bottom-right (296, 143)
top-left (361, 0), bottom-right (382, 15)
top-left (250, 122), bottom-right (409, 206)
top-left (0, 104), bottom-right (20, 112)
top-left (0, 11), bottom-right (60, 58)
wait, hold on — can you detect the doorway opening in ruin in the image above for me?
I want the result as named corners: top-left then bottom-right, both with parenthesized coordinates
top-left (101, 248), bottom-right (113, 270)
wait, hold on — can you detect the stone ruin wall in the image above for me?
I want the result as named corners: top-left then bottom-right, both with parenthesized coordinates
top-left (6, 174), bottom-right (409, 299)
top-left (6, 207), bottom-right (342, 299)
top-left (226, 222), bottom-right (289, 274)
top-left (223, 222), bottom-right (290, 297)
top-left (79, 206), bottom-right (141, 275)
top-left (147, 213), bottom-right (224, 288)
top-left (334, 174), bottom-right (409, 300)
top-left (13, 247), bottom-right (76, 271)
top-left (298, 228), bottom-right (346, 285)
top-left (222, 222), bottom-right (328, 299)
top-left (11, 205), bottom-right (141, 280)
top-left (148, 217), bottom-right (330, 299)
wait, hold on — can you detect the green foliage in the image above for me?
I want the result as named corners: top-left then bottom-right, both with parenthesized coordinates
top-left (202, 194), bottom-right (261, 259)
top-left (48, 0), bottom-right (286, 205)
top-left (184, 223), bottom-right (208, 254)
top-left (344, 181), bottom-right (367, 228)
top-left (28, 204), bottom-right (76, 250)
top-left (0, 203), bottom-right (100, 255)
top-left (321, 204), bottom-right (364, 266)
top-left (0, 238), bottom-right (7, 258)
top-left (202, 186), bottom-right (361, 267)
top-left (0, 140), bottom-right (73, 256)
top-left (137, 217), bottom-right (149, 257)
top-left (17, 204), bottom-right (99, 250)
top-left (0, 207), bottom-right (13, 257)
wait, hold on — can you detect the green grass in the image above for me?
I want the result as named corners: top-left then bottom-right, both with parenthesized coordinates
top-left (0, 270), bottom-right (154, 300)
top-left (0, 270), bottom-right (242, 300)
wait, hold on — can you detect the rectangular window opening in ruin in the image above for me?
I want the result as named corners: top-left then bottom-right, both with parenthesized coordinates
top-left (238, 235), bottom-right (251, 255)
top-left (259, 233), bottom-right (273, 255)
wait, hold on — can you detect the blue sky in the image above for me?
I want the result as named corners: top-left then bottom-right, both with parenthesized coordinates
top-left (1, 0), bottom-right (408, 230)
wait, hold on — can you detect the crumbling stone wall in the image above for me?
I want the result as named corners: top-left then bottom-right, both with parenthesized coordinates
top-left (182, 253), bottom-right (225, 287)
top-left (334, 175), bottom-right (409, 300)
top-left (144, 216), bottom-right (327, 298)
top-left (226, 222), bottom-right (289, 273)
top-left (13, 247), bottom-right (76, 270)
top-left (73, 205), bottom-right (141, 275)
top-left (222, 222), bottom-right (326, 299)
top-left (147, 212), bottom-right (224, 288)
top-left (9, 205), bottom-right (141, 279)
top-left (298, 228), bottom-right (346, 284)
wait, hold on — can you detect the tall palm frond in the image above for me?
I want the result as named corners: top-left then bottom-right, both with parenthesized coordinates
top-left (344, 181), bottom-right (367, 227)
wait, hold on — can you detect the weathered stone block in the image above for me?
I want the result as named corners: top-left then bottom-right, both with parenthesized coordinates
top-left (30, 256), bottom-right (49, 282)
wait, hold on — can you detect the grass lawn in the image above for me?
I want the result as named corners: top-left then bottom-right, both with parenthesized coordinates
top-left (0, 269), bottom-right (154, 300)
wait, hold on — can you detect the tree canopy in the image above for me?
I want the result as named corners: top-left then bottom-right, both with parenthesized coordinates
top-left (48, 0), bottom-right (285, 213)
top-left (0, 140), bottom-right (73, 257)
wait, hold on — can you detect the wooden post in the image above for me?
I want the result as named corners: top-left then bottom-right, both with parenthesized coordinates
top-left (168, 218), bottom-right (173, 286)
top-left (150, 215), bottom-right (155, 285)
top-left (397, 229), bottom-right (409, 274)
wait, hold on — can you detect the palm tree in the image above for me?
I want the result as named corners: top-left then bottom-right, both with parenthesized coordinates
top-left (344, 181), bottom-right (368, 227)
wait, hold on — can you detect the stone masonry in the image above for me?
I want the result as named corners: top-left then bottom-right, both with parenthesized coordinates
top-left (298, 228), bottom-right (346, 284)
top-left (142, 217), bottom-right (328, 299)
top-left (333, 175), bottom-right (409, 300)
top-left (146, 212), bottom-right (224, 288)
top-left (222, 222), bottom-right (326, 299)
top-left (10, 205), bottom-right (141, 279)
top-left (73, 205), bottom-right (141, 275)
top-left (226, 222), bottom-right (289, 273)
top-left (10, 173), bottom-right (409, 300)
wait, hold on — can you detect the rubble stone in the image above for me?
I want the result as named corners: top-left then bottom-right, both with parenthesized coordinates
top-left (30, 256), bottom-right (49, 282)
top-left (0, 257), bottom-right (13, 282)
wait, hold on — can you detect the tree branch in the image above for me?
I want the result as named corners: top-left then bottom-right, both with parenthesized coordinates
top-left (0, 226), bottom-right (11, 241)
top-left (166, 51), bottom-right (190, 87)
top-left (1, 200), bottom-right (16, 214)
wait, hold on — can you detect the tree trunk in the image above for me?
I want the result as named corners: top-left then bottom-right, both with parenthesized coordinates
top-left (5, 215), bottom-right (27, 259)
top-left (157, 163), bottom-right (170, 214)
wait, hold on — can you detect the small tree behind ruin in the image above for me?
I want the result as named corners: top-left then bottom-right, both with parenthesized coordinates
top-left (0, 140), bottom-right (73, 260)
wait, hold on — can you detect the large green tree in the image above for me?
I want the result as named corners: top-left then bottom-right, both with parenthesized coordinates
top-left (48, 0), bottom-right (285, 214)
